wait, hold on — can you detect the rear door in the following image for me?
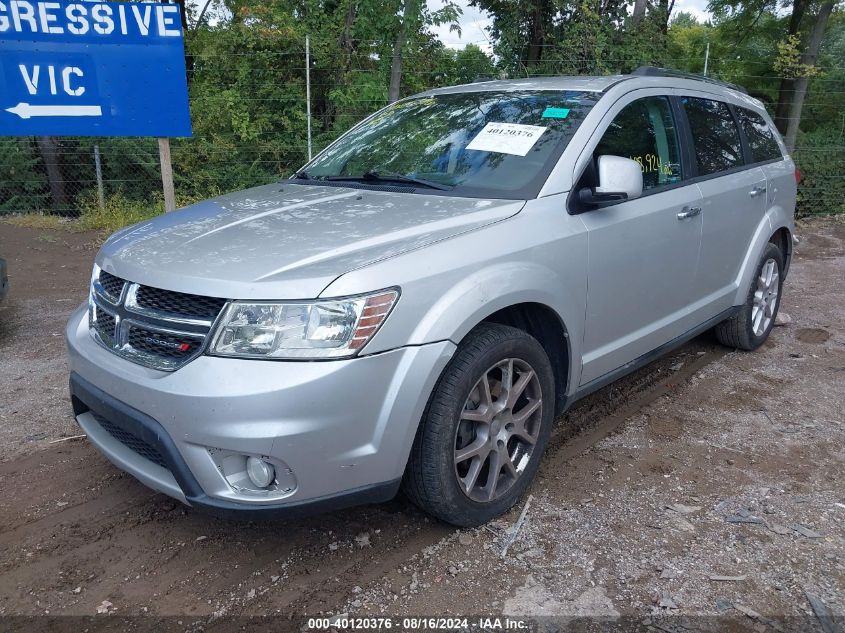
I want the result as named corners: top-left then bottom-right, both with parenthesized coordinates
top-left (734, 106), bottom-right (796, 264)
top-left (680, 96), bottom-right (767, 307)
top-left (575, 93), bottom-right (703, 385)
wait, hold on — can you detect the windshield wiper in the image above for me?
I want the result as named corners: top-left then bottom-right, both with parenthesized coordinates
top-left (325, 170), bottom-right (453, 191)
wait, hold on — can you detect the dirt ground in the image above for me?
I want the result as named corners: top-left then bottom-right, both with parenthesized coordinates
top-left (0, 217), bottom-right (842, 632)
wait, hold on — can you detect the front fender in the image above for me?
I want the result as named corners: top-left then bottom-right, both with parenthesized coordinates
top-left (407, 262), bottom-right (573, 349)
top-left (321, 198), bottom-right (589, 394)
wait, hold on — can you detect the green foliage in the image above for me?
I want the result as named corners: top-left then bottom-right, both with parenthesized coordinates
top-left (74, 188), bottom-right (210, 233)
top-left (470, 0), bottom-right (671, 76)
top-left (666, 5), bottom-right (843, 216)
top-left (450, 44), bottom-right (500, 83)
top-left (76, 189), bottom-right (164, 233)
top-left (800, 11), bottom-right (845, 135)
top-left (775, 34), bottom-right (823, 78)
top-left (793, 130), bottom-right (845, 217)
top-left (1, 0), bottom-right (841, 221)
top-left (164, 0), bottom-right (471, 197)
top-left (0, 139), bottom-right (48, 213)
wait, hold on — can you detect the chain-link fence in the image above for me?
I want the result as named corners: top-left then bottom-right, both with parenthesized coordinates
top-left (1, 49), bottom-right (843, 220)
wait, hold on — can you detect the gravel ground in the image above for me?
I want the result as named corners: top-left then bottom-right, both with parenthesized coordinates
top-left (0, 216), bottom-right (842, 632)
top-left (336, 216), bottom-right (845, 630)
top-left (0, 225), bottom-right (96, 454)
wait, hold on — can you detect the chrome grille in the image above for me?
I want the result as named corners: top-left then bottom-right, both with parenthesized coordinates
top-left (92, 306), bottom-right (116, 342)
top-left (135, 286), bottom-right (226, 321)
top-left (89, 268), bottom-right (227, 371)
top-left (98, 271), bottom-right (125, 303)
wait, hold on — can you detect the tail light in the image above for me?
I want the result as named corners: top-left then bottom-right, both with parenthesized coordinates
top-left (794, 168), bottom-right (802, 184)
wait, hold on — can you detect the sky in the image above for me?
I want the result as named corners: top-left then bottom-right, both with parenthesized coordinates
top-left (428, 0), bottom-right (713, 52)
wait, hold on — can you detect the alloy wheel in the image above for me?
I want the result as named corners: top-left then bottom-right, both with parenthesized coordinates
top-left (454, 358), bottom-right (543, 502)
top-left (752, 258), bottom-right (780, 336)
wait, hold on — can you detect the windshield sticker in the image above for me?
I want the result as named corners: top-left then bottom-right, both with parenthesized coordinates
top-left (465, 122), bottom-right (548, 156)
top-left (542, 107), bottom-right (571, 119)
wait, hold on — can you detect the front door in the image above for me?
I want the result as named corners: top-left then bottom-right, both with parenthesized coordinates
top-left (578, 95), bottom-right (703, 385)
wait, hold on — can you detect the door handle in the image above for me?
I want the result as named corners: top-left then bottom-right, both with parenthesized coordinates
top-left (677, 206), bottom-right (701, 220)
top-left (749, 185), bottom-right (767, 198)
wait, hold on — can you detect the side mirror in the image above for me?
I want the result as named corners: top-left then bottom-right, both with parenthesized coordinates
top-left (578, 155), bottom-right (643, 208)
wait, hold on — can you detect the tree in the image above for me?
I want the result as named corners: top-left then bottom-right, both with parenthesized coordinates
top-left (35, 137), bottom-right (71, 214)
top-left (0, 139), bottom-right (48, 213)
top-left (779, 1), bottom-right (836, 150)
top-left (389, 0), bottom-right (418, 102)
top-left (469, 0), bottom-right (554, 70)
top-left (388, 0), bottom-right (461, 102)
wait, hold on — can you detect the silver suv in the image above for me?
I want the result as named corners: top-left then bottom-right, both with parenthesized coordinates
top-left (66, 68), bottom-right (796, 526)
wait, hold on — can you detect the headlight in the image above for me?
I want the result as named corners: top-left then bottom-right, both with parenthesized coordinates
top-left (209, 289), bottom-right (399, 360)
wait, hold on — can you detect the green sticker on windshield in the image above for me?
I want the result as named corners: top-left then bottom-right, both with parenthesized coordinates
top-left (542, 107), bottom-right (571, 119)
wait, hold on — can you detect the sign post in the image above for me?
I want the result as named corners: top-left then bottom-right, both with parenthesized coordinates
top-left (0, 0), bottom-right (193, 209)
top-left (93, 144), bottom-right (104, 211)
top-left (158, 138), bottom-right (176, 212)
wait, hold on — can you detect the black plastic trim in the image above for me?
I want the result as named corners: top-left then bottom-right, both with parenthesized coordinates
top-left (186, 479), bottom-right (402, 521)
top-left (70, 372), bottom-right (206, 497)
top-left (569, 306), bottom-right (740, 404)
top-left (672, 95), bottom-right (698, 180)
top-left (729, 102), bottom-right (754, 166)
top-left (0, 257), bottom-right (8, 303)
top-left (631, 66), bottom-right (748, 94)
top-left (69, 372), bottom-right (401, 519)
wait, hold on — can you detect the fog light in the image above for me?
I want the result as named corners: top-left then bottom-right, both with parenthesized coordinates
top-left (246, 457), bottom-right (275, 488)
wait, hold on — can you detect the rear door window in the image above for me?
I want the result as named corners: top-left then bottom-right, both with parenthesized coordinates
top-left (735, 107), bottom-right (783, 163)
top-left (594, 96), bottom-right (682, 192)
top-left (682, 97), bottom-right (744, 176)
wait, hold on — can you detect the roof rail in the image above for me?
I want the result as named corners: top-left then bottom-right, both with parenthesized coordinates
top-left (631, 66), bottom-right (747, 94)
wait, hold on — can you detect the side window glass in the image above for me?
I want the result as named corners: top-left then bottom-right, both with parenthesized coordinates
top-left (594, 96), bottom-right (682, 191)
top-left (682, 97), bottom-right (744, 175)
top-left (736, 107), bottom-right (783, 162)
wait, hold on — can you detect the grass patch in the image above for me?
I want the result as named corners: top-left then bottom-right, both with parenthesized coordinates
top-left (75, 190), bottom-right (163, 233)
top-left (1, 189), bottom-right (210, 235)
top-left (1, 213), bottom-right (82, 231)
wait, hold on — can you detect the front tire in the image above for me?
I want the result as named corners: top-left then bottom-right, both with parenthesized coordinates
top-left (403, 323), bottom-right (555, 526)
top-left (715, 242), bottom-right (784, 351)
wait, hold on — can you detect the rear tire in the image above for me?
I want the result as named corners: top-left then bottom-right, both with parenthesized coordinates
top-left (715, 242), bottom-right (784, 351)
top-left (403, 323), bottom-right (555, 527)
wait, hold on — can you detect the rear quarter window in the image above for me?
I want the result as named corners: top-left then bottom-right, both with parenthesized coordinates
top-left (682, 97), bottom-right (744, 176)
top-left (735, 107), bottom-right (784, 163)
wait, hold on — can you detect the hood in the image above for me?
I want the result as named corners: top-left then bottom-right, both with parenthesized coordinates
top-left (98, 183), bottom-right (525, 299)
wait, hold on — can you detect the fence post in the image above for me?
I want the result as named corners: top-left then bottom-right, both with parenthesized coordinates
top-left (158, 137), bottom-right (176, 212)
top-left (93, 144), bottom-right (105, 212)
top-left (306, 35), bottom-right (313, 161)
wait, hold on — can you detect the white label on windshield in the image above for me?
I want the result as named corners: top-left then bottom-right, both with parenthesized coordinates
top-left (465, 122), bottom-right (548, 156)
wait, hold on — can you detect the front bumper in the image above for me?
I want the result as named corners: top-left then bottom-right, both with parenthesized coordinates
top-left (66, 304), bottom-right (455, 517)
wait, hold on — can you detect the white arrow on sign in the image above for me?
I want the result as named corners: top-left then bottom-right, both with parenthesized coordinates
top-left (5, 102), bottom-right (103, 119)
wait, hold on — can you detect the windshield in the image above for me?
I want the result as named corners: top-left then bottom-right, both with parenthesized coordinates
top-left (302, 90), bottom-right (599, 199)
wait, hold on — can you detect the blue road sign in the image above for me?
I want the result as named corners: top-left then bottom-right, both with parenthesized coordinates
top-left (0, 0), bottom-right (192, 137)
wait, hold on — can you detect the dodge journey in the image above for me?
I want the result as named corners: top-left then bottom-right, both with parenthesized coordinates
top-left (67, 67), bottom-right (796, 526)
